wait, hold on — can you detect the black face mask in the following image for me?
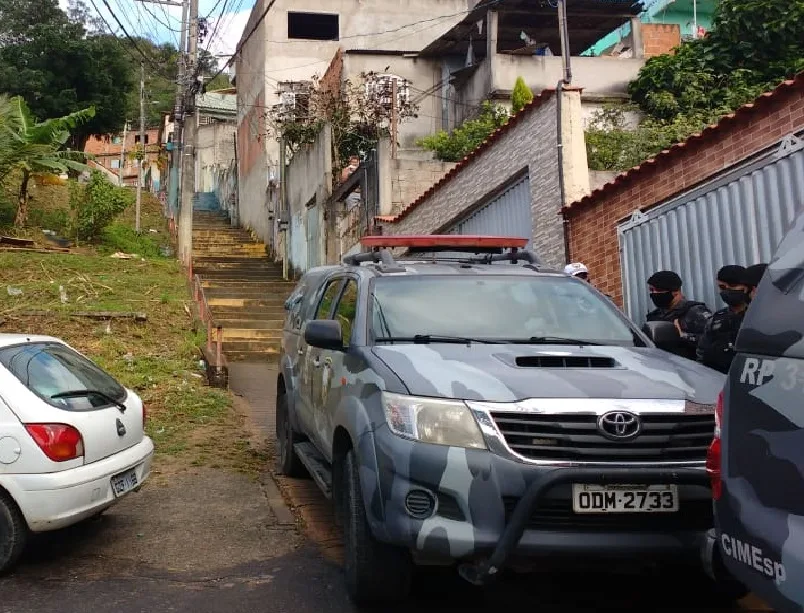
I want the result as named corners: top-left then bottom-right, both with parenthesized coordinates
top-left (650, 291), bottom-right (674, 309)
top-left (720, 289), bottom-right (749, 307)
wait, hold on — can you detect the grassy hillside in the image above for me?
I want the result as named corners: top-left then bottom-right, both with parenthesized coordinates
top-left (0, 186), bottom-right (266, 480)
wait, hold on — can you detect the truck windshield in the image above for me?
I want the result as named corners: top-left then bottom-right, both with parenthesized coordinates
top-left (371, 275), bottom-right (639, 346)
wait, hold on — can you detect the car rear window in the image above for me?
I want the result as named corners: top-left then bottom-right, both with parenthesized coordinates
top-left (0, 342), bottom-right (126, 411)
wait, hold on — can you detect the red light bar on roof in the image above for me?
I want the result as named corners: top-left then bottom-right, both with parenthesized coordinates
top-left (361, 235), bottom-right (529, 249)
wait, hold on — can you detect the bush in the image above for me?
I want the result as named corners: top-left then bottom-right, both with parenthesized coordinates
top-left (69, 171), bottom-right (133, 241)
top-left (100, 223), bottom-right (164, 257)
top-left (416, 102), bottom-right (509, 162)
top-left (511, 77), bottom-right (534, 114)
top-left (585, 105), bottom-right (712, 172)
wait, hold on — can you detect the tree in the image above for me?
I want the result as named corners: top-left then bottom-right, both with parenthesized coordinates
top-left (584, 0), bottom-right (804, 171)
top-left (267, 72), bottom-right (419, 179)
top-left (629, 0), bottom-right (804, 122)
top-left (417, 102), bottom-right (509, 162)
top-left (0, 0), bottom-right (132, 149)
top-left (511, 77), bottom-right (534, 114)
top-left (0, 95), bottom-right (94, 226)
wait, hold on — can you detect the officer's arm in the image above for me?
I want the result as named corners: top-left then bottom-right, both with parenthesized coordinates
top-left (696, 319), bottom-right (713, 363)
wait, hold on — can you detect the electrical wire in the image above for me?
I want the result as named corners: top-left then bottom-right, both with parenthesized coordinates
top-left (87, 0), bottom-right (177, 81)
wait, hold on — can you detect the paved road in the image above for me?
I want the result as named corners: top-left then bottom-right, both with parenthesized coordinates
top-left (0, 363), bottom-right (766, 612)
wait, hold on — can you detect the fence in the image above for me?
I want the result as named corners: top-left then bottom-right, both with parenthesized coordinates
top-left (333, 148), bottom-right (380, 259)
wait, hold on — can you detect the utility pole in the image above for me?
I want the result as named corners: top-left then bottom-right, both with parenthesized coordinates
top-left (178, 0), bottom-right (199, 268)
top-left (118, 120), bottom-right (128, 186)
top-left (136, 61), bottom-right (145, 233)
top-left (390, 78), bottom-right (398, 160)
top-left (135, 0), bottom-right (188, 238)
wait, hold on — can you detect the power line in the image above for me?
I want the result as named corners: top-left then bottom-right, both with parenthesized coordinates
top-left (86, 0), bottom-right (177, 81)
top-left (202, 0), bottom-right (277, 85)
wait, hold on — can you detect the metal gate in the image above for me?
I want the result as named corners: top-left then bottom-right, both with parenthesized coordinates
top-left (618, 134), bottom-right (804, 324)
top-left (446, 174), bottom-right (533, 249)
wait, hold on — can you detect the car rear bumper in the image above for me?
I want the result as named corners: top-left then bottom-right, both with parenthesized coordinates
top-left (368, 428), bottom-right (711, 577)
top-left (1, 437), bottom-right (154, 532)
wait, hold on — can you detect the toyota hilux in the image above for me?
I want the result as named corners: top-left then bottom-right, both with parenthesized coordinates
top-left (276, 235), bottom-right (726, 605)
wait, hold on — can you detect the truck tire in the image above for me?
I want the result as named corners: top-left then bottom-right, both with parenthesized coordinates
top-left (342, 448), bottom-right (413, 605)
top-left (276, 390), bottom-right (305, 477)
top-left (0, 490), bottom-right (27, 575)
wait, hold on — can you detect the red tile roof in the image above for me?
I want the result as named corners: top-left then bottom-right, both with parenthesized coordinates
top-left (377, 87), bottom-right (572, 224)
top-left (563, 71), bottom-right (804, 213)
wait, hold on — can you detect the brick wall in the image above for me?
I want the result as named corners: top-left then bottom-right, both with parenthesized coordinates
top-left (379, 93), bottom-right (566, 268)
top-left (642, 23), bottom-right (681, 58)
top-left (319, 48), bottom-right (343, 99)
top-left (564, 78), bottom-right (804, 307)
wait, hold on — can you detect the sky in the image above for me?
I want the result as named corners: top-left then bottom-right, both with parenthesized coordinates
top-left (59, 0), bottom-right (254, 68)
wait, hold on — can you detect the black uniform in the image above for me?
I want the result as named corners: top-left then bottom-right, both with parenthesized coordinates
top-left (696, 308), bottom-right (746, 374)
top-left (646, 299), bottom-right (712, 360)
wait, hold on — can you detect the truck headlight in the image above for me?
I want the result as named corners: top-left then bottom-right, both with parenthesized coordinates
top-left (381, 392), bottom-right (487, 449)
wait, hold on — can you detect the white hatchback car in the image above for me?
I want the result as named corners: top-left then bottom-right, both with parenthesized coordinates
top-left (0, 334), bottom-right (154, 573)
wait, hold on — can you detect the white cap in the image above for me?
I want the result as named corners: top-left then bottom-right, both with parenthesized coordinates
top-left (563, 262), bottom-right (589, 277)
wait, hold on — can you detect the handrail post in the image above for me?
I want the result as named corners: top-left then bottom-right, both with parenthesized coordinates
top-left (216, 325), bottom-right (222, 365)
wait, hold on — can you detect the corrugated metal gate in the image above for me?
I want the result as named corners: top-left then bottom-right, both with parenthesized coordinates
top-left (618, 134), bottom-right (804, 324)
top-left (446, 174), bottom-right (533, 249)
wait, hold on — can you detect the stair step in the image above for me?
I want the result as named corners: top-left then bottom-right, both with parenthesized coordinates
top-left (201, 280), bottom-right (295, 289)
top-left (209, 308), bottom-right (286, 319)
top-left (222, 339), bottom-right (281, 354)
top-left (224, 351), bottom-right (280, 363)
top-left (212, 319), bottom-right (284, 329)
top-left (214, 328), bottom-right (282, 341)
top-left (197, 273), bottom-right (286, 281)
top-left (205, 289), bottom-right (294, 299)
top-left (207, 297), bottom-right (289, 308)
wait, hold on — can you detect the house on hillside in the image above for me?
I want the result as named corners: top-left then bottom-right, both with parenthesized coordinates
top-left (84, 126), bottom-right (163, 190)
top-left (586, 0), bottom-right (718, 58)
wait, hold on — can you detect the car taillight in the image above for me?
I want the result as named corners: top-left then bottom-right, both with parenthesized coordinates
top-left (25, 424), bottom-right (84, 462)
top-left (706, 389), bottom-right (724, 500)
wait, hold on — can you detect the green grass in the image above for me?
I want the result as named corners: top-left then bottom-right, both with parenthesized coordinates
top-left (0, 192), bottom-right (267, 479)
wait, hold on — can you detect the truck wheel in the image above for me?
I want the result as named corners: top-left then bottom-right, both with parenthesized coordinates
top-left (342, 448), bottom-right (412, 605)
top-left (276, 390), bottom-right (305, 477)
top-left (0, 491), bottom-right (27, 575)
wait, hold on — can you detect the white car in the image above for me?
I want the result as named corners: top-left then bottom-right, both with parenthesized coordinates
top-left (0, 334), bottom-right (154, 573)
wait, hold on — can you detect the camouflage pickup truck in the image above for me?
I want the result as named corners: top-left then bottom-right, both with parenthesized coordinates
top-left (276, 235), bottom-right (727, 605)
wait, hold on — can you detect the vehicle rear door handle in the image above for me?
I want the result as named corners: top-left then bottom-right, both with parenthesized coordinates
top-left (313, 357), bottom-right (322, 368)
top-left (298, 348), bottom-right (304, 355)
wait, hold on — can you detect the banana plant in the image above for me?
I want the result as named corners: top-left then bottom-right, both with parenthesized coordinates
top-left (0, 95), bottom-right (95, 227)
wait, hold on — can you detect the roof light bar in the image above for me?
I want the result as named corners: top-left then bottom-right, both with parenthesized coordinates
top-left (361, 235), bottom-right (529, 250)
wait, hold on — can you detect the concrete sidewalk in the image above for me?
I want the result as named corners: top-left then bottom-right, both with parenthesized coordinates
top-left (228, 363), bottom-right (344, 562)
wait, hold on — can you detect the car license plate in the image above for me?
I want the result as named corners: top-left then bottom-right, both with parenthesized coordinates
top-left (572, 484), bottom-right (679, 513)
top-left (111, 468), bottom-right (138, 497)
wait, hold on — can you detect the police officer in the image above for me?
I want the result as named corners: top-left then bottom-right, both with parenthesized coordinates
top-left (697, 265), bottom-right (751, 373)
top-left (744, 263), bottom-right (768, 300)
top-left (646, 270), bottom-right (712, 359)
top-left (563, 262), bottom-right (589, 282)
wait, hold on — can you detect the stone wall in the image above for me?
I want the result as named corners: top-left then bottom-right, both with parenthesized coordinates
top-left (390, 159), bottom-right (457, 216)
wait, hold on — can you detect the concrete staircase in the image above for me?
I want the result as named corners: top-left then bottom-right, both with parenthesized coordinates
top-left (192, 210), bottom-right (294, 362)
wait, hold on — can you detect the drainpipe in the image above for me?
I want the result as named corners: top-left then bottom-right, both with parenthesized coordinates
top-left (556, 0), bottom-right (572, 264)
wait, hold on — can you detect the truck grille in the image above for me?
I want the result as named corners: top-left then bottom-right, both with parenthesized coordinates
top-left (502, 497), bottom-right (713, 532)
top-left (490, 412), bottom-right (714, 462)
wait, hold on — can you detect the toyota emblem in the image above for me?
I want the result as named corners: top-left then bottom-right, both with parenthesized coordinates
top-left (597, 411), bottom-right (641, 440)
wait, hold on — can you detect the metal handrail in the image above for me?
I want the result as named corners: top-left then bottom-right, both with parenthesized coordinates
top-left (193, 273), bottom-right (225, 367)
